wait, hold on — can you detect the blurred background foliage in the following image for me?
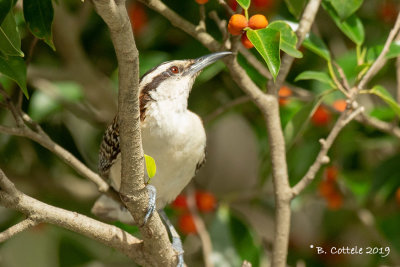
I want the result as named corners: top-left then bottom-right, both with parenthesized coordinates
top-left (1, 0), bottom-right (400, 266)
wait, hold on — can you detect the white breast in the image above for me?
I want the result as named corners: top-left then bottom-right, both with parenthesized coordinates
top-left (109, 99), bottom-right (206, 210)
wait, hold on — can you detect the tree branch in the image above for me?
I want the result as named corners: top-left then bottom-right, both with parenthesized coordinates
top-left (187, 185), bottom-right (213, 267)
top-left (358, 12), bottom-right (400, 91)
top-left (0, 218), bottom-right (38, 243)
top-left (92, 0), bottom-right (176, 265)
top-left (0, 168), bottom-right (147, 265)
top-left (291, 107), bottom-right (364, 197)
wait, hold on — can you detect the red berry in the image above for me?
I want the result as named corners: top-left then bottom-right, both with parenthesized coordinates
top-left (325, 166), bottom-right (338, 182)
top-left (396, 187), bottom-right (400, 206)
top-left (241, 32), bottom-right (254, 49)
top-left (171, 194), bottom-right (188, 210)
top-left (318, 180), bottom-right (336, 198)
top-left (195, 191), bottom-right (216, 213)
top-left (228, 0), bottom-right (238, 11)
top-left (178, 213), bottom-right (197, 234)
top-left (311, 105), bottom-right (332, 126)
top-left (327, 192), bottom-right (343, 210)
top-left (128, 3), bottom-right (148, 35)
top-left (253, 0), bottom-right (273, 9)
top-left (195, 0), bottom-right (208, 4)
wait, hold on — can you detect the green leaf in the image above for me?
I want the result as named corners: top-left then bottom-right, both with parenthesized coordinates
top-left (368, 85), bottom-right (400, 119)
top-left (284, 0), bottom-right (307, 19)
top-left (295, 71), bottom-right (335, 87)
top-left (303, 33), bottom-right (331, 61)
top-left (144, 154), bottom-right (157, 179)
top-left (236, 0), bottom-right (250, 10)
top-left (229, 213), bottom-right (261, 266)
top-left (326, 0), bottom-right (363, 20)
top-left (0, 11), bottom-right (24, 57)
top-left (0, 54), bottom-right (28, 98)
top-left (23, 0), bottom-right (55, 50)
top-left (322, 1), bottom-right (364, 45)
top-left (0, 0), bottom-right (13, 25)
top-left (247, 28), bottom-right (281, 80)
top-left (268, 21), bottom-right (303, 58)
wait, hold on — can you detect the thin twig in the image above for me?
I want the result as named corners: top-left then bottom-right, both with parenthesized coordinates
top-left (356, 113), bottom-right (400, 139)
top-left (204, 95), bottom-right (250, 124)
top-left (291, 107), bottom-right (364, 197)
top-left (217, 0), bottom-right (234, 16)
top-left (209, 11), bottom-right (230, 50)
top-left (197, 4), bottom-right (206, 31)
top-left (187, 185), bottom-right (214, 267)
top-left (333, 61), bottom-right (350, 91)
top-left (0, 218), bottom-right (38, 243)
top-left (358, 12), bottom-right (400, 91)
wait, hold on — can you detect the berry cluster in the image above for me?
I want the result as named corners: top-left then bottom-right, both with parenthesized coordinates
top-left (228, 14), bottom-right (269, 49)
top-left (171, 190), bottom-right (217, 234)
top-left (318, 166), bottom-right (343, 210)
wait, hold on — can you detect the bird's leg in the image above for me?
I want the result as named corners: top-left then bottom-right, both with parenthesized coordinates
top-left (159, 209), bottom-right (185, 267)
top-left (141, 184), bottom-right (156, 226)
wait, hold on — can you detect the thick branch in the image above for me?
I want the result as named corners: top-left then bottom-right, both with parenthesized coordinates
top-left (92, 0), bottom-right (176, 265)
top-left (0, 218), bottom-right (38, 243)
top-left (291, 107), bottom-right (364, 197)
top-left (358, 12), bottom-right (400, 90)
top-left (0, 169), bottom-right (146, 265)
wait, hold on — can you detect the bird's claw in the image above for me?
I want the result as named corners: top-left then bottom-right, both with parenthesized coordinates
top-left (140, 184), bottom-right (156, 227)
top-left (172, 236), bottom-right (184, 267)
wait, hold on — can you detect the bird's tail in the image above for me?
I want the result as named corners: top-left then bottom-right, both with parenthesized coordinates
top-left (91, 195), bottom-right (135, 225)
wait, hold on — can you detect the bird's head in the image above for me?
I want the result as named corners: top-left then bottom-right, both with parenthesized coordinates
top-left (139, 52), bottom-right (232, 105)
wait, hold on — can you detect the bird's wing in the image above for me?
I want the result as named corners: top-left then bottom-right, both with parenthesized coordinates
top-left (99, 116), bottom-right (120, 178)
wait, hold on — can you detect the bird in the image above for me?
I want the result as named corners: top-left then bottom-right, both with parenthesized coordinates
top-left (92, 51), bottom-right (232, 265)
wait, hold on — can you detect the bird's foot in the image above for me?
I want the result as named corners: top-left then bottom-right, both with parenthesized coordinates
top-left (140, 184), bottom-right (156, 226)
top-left (159, 210), bottom-right (185, 267)
top-left (172, 236), bottom-right (184, 267)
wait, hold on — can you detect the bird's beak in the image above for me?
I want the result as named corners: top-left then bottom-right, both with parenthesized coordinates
top-left (185, 51), bottom-right (232, 76)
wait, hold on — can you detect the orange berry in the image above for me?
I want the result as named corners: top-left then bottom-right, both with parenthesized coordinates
top-left (128, 3), bottom-right (148, 35)
top-left (248, 14), bottom-right (268, 30)
top-left (325, 166), bottom-right (338, 182)
top-left (311, 105), bottom-right (332, 126)
top-left (195, 191), bottom-right (216, 213)
top-left (178, 213), bottom-right (197, 234)
top-left (279, 86), bottom-right (292, 106)
top-left (228, 14), bottom-right (247, 35)
top-left (396, 187), bottom-right (400, 206)
top-left (171, 194), bottom-right (188, 210)
top-left (327, 192), bottom-right (343, 210)
top-left (241, 32), bottom-right (254, 49)
top-left (318, 180), bottom-right (336, 198)
top-left (195, 0), bottom-right (208, 4)
top-left (332, 99), bottom-right (347, 112)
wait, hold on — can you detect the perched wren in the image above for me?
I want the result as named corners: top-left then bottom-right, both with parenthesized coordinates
top-left (93, 52), bottom-right (231, 263)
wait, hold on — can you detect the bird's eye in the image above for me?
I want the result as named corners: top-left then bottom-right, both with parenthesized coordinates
top-left (170, 66), bottom-right (179, 74)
